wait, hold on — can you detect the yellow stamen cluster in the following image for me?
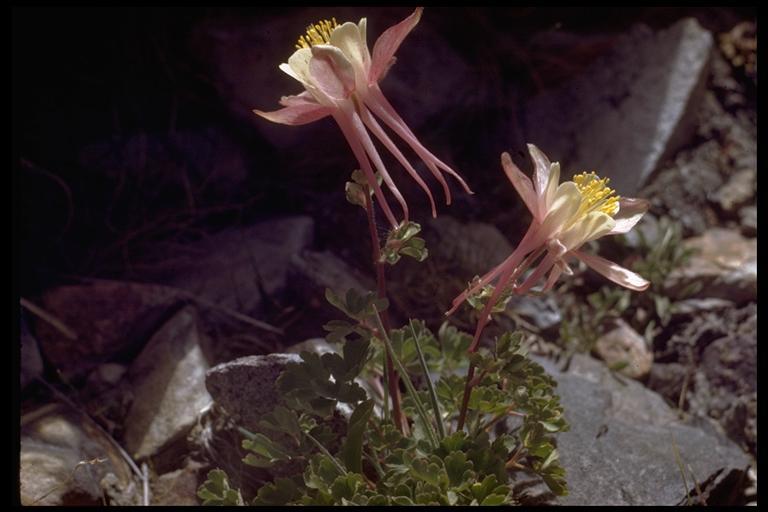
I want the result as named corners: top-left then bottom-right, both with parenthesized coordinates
top-left (572, 171), bottom-right (620, 216)
top-left (296, 18), bottom-right (338, 49)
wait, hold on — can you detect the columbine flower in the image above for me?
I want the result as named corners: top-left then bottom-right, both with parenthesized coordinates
top-left (449, 144), bottom-right (650, 351)
top-left (254, 8), bottom-right (472, 227)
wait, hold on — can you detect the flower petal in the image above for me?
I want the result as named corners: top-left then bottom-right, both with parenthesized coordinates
top-left (332, 110), bottom-right (399, 228)
top-left (515, 239), bottom-right (567, 295)
top-left (359, 104), bottom-right (437, 217)
top-left (363, 85), bottom-right (473, 202)
top-left (608, 197), bottom-right (649, 235)
top-left (573, 250), bottom-right (650, 291)
top-left (538, 182), bottom-right (582, 240)
top-left (558, 211), bottom-right (616, 250)
top-left (253, 101), bottom-right (332, 126)
top-left (501, 152), bottom-right (538, 221)
top-left (285, 48), bottom-right (313, 84)
top-left (348, 108), bottom-right (410, 222)
top-left (543, 162), bottom-right (560, 213)
top-left (527, 143), bottom-right (552, 198)
top-left (309, 45), bottom-right (356, 100)
top-left (370, 7), bottom-right (423, 83)
top-left (329, 21), bottom-right (370, 76)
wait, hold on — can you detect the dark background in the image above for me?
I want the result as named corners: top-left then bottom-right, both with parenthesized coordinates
top-left (13, 6), bottom-right (755, 296)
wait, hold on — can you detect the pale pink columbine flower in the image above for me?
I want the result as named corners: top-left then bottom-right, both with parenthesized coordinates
top-left (254, 8), bottom-right (472, 228)
top-left (448, 144), bottom-right (650, 352)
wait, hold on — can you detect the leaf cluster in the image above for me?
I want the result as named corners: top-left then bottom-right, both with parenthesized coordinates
top-left (381, 221), bottom-right (428, 264)
top-left (199, 289), bottom-right (569, 505)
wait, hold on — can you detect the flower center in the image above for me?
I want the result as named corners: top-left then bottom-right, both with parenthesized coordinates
top-left (572, 171), bottom-right (620, 216)
top-left (295, 18), bottom-right (338, 50)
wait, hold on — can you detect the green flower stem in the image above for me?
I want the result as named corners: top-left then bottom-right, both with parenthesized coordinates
top-left (366, 445), bottom-right (386, 481)
top-left (409, 320), bottom-right (446, 440)
top-left (364, 187), bottom-right (404, 433)
top-left (372, 305), bottom-right (440, 448)
top-left (304, 430), bottom-right (348, 476)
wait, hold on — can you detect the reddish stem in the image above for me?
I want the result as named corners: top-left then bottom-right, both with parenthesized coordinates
top-left (456, 246), bottom-right (546, 431)
top-left (364, 188), bottom-right (405, 433)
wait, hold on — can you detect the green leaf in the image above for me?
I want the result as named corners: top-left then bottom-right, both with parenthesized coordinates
top-left (444, 451), bottom-right (475, 488)
top-left (340, 400), bottom-right (374, 473)
top-left (480, 493), bottom-right (508, 505)
top-left (242, 432), bottom-right (292, 466)
top-left (330, 473), bottom-right (365, 501)
top-left (197, 469), bottom-right (243, 506)
top-left (381, 221), bottom-right (428, 265)
top-left (253, 477), bottom-right (301, 506)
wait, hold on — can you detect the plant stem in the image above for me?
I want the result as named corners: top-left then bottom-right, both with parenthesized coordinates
top-left (456, 246), bottom-right (546, 431)
top-left (372, 305), bottom-right (440, 449)
top-left (409, 320), bottom-right (446, 440)
top-left (364, 188), bottom-right (404, 433)
top-left (304, 430), bottom-right (348, 476)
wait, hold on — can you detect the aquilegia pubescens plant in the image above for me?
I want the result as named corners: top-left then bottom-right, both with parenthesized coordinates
top-left (199, 8), bottom-right (649, 506)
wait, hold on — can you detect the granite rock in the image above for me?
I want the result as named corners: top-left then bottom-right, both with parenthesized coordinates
top-left (522, 18), bottom-right (714, 196)
top-left (123, 306), bottom-right (213, 461)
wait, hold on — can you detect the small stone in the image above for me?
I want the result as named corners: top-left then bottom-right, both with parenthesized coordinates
top-left (593, 320), bottom-right (653, 380)
top-left (151, 463), bottom-right (204, 506)
top-left (712, 168), bottom-right (755, 214)
top-left (287, 338), bottom-right (336, 356)
top-left (20, 404), bottom-right (136, 506)
top-left (205, 353), bottom-right (301, 433)
top-left (666, 228), bottom-right (756, 304)
top-left (97, 363), bottom-right (128, 385)
top-left (124, 306), bottom-right (213, 461)
top-left (739, 205), bottom-right (756, 236)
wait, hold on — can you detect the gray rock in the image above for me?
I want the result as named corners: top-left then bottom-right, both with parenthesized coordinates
top-left (205, 353), bottom-right (301, 433)
top-left (666, 228), bottom-right (756, 304)
top-left (34, 280), bottom-right (182, 381)
top-left (20, 315), bottom-right (43, 390)
top-left (289, 250), bottom-right (374, 299)
top-left (124, 306), bottom-right (213, 461)
top-left (647, 362), bottom-right (688, 405)
top-left (529, 353), bottom-right (751, 505)
top-left (640, 138), bottom-right (723, 236)
top-left (670, 297), bottom-right (734, 321)
top-left (593, 319), bottom-right (653, 380)
top-left (505, 294), bottom-right (562, 335)
top-left (712, 168), bottom-right (755, 214)
top-left (151, 462), bottom-right (205, 506)
top-left (690, 304), bottom-right (756, 453)
top-left (426, 215), bottom-right (513, 275)
top-left (522, 18), bottom-right (713, 196)
top-left (133, 216), bottom-right (314, 318)
top-left (739, 205), bottom-right (756, 237)
top-left (20, 404), bottom-right (137, 506)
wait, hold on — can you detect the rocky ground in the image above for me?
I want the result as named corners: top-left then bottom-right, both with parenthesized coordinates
top-left (16, 8), bottom-right (756, 506)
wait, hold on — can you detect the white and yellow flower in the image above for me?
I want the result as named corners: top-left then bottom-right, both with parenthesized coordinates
top-left (449, 144), bottom-right (650, 352)
top-left (254, 8), bottom-right (472, 227)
